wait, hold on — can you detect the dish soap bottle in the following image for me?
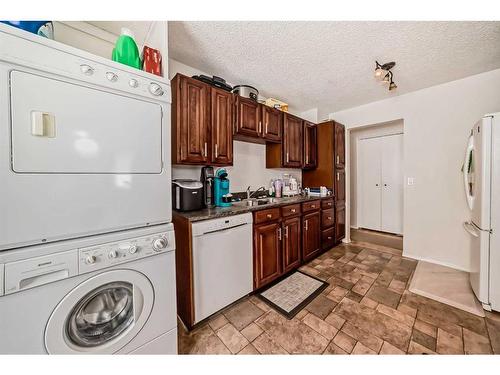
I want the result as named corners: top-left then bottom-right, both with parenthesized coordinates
top-left (112, 28), bottom-right (141, 69)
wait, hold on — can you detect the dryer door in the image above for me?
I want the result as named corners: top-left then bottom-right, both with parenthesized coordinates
top-left (45, 269), bottom-right (154, 354)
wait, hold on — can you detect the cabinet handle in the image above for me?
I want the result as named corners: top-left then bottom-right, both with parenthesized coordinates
top-left (259, 121), bottom-right (262, 134)
top-left (327, 216), bottom-right (332, 220)
top-left (265, 122), bottom-right (268, 134)
top-left (204, 142), bottom-right (208, 158)
top-left (291, 208), bottom-right (296, 213)
top-left (305, 220), bottom-right (308, 231)
top-left (328, 202), bottom-right (332, 206)
top-left (286, 152), bottom-right (289, 163)
top-left (311, 205), bottom-right (316, 208)
top-left (285, 226), bottom-right (289, 238)
top-left (215, 144), bottom-right (218, 158)
top-left (336, 155), bottom-right (340, 164)
top-left (337, 172), bottom-right (340, 181)
top-left (266, 214), bottom-right (272, 219)
top-left (278, 227), bottom-right (282, 241)
top-left (327, 236), bottom-right (332, 240)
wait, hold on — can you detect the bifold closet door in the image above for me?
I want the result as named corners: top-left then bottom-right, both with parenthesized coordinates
top-left (359, 134), bottom-right (403, 234)
top-left (359, 137), bottom-right (382, 231)
top-left (381, 134), bottom-right (403, 234)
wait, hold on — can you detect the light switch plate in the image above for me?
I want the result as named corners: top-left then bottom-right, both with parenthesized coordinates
top-left (407, 177), bottom-right (415, 186)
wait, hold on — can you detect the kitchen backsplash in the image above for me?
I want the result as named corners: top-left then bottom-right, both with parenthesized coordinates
top-left (172, 141), bottom-right (302, 193)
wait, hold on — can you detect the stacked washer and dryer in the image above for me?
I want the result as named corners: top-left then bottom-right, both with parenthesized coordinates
top-left (0, 24), bottom-right (177, 354)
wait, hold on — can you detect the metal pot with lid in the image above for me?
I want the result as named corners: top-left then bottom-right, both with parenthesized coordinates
top-left (232, 85), bottom-right (259, 101)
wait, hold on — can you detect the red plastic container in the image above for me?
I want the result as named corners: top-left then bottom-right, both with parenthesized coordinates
top-left (142, 46), bottom-right (162, 76)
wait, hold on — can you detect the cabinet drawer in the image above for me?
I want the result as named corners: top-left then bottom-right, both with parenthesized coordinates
top-left (322, 228), bottom-right (335, 250)
top-left (321, 198), bottom-right (334, 209)
top-left (281, 204), bottom-right (301, 218)
top-left (321, 208), bottom-right (335, 229)
top-left (254, 208), bottom-right (281, 224)
top-left (302, 200), bottom-right (320, 213)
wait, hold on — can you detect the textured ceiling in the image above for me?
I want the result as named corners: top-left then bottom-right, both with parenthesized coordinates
top-left (168, 21), bottom-right (500, 117)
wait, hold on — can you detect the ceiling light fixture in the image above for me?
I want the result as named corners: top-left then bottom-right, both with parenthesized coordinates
top-left (375, 61), bottom-right (397, 91)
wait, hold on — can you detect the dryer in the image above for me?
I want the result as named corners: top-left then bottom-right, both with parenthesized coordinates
top-left (0, 224), bottom-right (177, 354)
top-left (0, 23), bottom-right (172, 251)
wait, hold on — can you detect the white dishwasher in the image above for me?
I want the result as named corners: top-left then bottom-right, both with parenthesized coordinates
top-left (192, 213), bottom-right (253, 324)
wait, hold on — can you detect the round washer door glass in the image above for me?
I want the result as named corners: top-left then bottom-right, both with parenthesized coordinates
top-left (45, 270), bottom-right (154, 354)
top-left (67, 282), bottom-right (134, 347)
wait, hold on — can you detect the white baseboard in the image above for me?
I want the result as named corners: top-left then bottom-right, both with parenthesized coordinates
top-left (403, 252), bottom-right (470, 273)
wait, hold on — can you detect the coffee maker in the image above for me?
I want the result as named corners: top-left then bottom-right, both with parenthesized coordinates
top-left (214, 168), bottom-right (232, 207)
top-left (200, 166), bottom-right (215, 208)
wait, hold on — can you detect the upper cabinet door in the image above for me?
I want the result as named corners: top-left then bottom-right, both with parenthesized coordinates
top-left (173, 75), bottom-right (209, 164)
top-left (303, 121), bottom-right (317, 169)
top-left (234, 96), bottom-right (261, 138)
top-left (211, 88), bottom-right (233, 165)
top-left (261, 105), bottom-right (282, 142)
top-left (282, 113), bottom-right (303, 168)
top-left (334, 122), bottom-right (345, 168)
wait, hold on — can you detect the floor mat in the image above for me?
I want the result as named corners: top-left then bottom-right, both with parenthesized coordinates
top-left (409, 260), bottom-right (485, 317)
top-left (259, 271), bottom-right (328, 319)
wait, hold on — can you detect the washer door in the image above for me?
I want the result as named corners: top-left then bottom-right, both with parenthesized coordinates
top-left (45, 270), bottom-right (154, 354)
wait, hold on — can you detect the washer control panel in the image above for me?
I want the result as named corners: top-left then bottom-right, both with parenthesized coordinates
top-left (79, 231), bottom-right (175, 274)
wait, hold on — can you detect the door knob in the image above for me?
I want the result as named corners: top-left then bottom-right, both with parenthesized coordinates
top-left (375, 184), bottom-right (379, 186)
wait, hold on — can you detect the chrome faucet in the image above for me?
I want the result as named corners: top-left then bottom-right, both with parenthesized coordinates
top-left (246, 186), bottom-right (266, 199)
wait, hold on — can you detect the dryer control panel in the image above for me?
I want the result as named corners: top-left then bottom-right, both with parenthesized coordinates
top-left (79, 231), bottom-right (175, 274)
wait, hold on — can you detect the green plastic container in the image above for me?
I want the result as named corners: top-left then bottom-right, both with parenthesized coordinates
top-left (112, 28), bottom-right (141, 69)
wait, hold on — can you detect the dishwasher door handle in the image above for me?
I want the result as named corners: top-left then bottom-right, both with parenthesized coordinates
top-left (199, 223), bottom-right (250, 236)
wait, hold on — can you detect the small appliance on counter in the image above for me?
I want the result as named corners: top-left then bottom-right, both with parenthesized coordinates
top-left (172, 179), bottom-right (204, 212)
top-left (232, 85), bottom-right (259, 101)
top-left (192, 75), bottom-right (232, 92)
top-left (200, 166), bottom-right (215, 208)
top-left (214, 168), bottom-right (232, 207)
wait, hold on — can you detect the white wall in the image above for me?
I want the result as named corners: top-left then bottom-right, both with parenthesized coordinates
top-left (331, 68), bottom-right (500, 271)
top-left (169, 59), bottom-right (307, 193)
top-left (350, 120), bottom-right (404, 228)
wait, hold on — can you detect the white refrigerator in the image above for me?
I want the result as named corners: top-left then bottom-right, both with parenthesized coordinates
top-left (463, 113), bottom-right (500, 312)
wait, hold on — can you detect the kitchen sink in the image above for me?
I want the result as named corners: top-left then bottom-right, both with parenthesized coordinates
top-left (233, 197), bottom-right (280, 207)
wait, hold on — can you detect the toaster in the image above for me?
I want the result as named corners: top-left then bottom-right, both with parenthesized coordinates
top-left (172, 179), bottom-right (204, 212)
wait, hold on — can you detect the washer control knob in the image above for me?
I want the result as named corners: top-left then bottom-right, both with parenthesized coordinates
top-left (108, 250), bottom-right (118, 259)
top-left (129, 245), bottom-right (138, 254)
top-left (129, 78), bottom-right (139, 88)
top-left (152, 237), bottom-right (168, 252)
top-left (86, 255), bottom-right (96, 264)
top-left (149, 83), bottom-right (164, 96)
top-left (106, 72), bottom-right (118, 82)
top-left (80, 64), bottom-right (94, 76)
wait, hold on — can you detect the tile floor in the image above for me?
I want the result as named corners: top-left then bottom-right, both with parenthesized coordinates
top-left (178, 241), bottom-right (500, 355)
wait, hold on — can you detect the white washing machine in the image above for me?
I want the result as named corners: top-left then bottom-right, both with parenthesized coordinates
top-left (0, 224), bottom-right (177, 354)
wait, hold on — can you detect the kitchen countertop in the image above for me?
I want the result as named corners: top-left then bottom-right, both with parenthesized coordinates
top-left (173, 195), bottom-right (334, 222)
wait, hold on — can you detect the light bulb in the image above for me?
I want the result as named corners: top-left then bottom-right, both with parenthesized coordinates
top-left (374, 68), bottom-right (386, 80)
top-left (389, 81), bottom-right (397, 91)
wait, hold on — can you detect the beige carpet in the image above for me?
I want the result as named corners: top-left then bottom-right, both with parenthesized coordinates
top-left (409, 261), bottom-right (485, 317)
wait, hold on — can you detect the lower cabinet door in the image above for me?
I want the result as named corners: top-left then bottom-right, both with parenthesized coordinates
top-left (282, 217), bottom-right (302, 273)
top-left (335, 204), bottom-right (346, 242)
top-left (254, 222), bottom-right (282, 289)
top-left (302, 211), bottom-right (321, 262)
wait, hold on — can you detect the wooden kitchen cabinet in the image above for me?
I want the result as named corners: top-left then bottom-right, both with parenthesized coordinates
top-left (254, 222), bottom-right (282, 289)
top-left (335, 203), bottom-right (346, 243)
top-left (302, 211), bottom-right (321, 262)
top-left (266, 112), bottom-right (303, 168)
top-left (282, 216), bottom-right (302, 273)
top-left (335, 122), bottom-right (346, 168)
top-left (303, 121), bottom-right (317, 169)
top-left (303, 121), bottom-right (346, 246)
top-left (211, 87), bottom-right (233, 165)
top-left (335, 168), bottom-right (346, 202)
top-left (261, 105), bottom-right (282, 142)
top-left (172, 74), bottom-right (210, 164)
top-left (172, 73), bottom-right (233, 166)
top-left (234, 95), bottom-right (261, 140)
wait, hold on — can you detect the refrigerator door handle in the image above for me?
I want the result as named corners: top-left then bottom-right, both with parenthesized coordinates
top-left (463, 135), bottom-right (475, 210)
top-left (463, 221), bottom-right (480, 238)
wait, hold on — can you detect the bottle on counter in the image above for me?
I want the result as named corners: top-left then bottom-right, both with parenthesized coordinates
top-left (274, 179), bottom-right (283, 198)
